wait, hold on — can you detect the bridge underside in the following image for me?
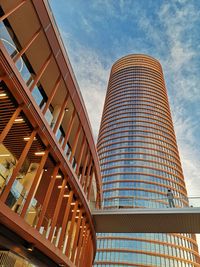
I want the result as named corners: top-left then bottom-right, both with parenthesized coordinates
top-left (92, 208), bottom-right (200, 233)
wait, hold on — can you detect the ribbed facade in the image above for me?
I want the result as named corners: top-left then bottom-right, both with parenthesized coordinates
top-left (94, 55), bottom-right (200, 266)
top-left (0, 1), bottom-right (102, 266)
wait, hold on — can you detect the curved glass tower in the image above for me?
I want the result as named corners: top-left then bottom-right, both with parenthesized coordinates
top-left (94, 55), bottom-right (200, 266)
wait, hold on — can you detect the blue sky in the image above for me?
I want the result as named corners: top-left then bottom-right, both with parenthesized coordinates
top-left (49, 0), bottom-right (200, 201)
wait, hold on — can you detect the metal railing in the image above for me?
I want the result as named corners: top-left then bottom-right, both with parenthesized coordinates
top-left (90, 196), bottom-right (200, 211)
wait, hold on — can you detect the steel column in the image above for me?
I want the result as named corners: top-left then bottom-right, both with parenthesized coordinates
top-left (20, 148), bottom-right (50, 218)
top-left (62, 109), bottom-right (76, 150)
top-left (42, 75), bottom-right (61, 115)
top-left (75, 137), bottom-right (86, 176)
top-left (36, 164), bottom-right (60, 230)
top-left (65, 200), bottom-right (79, 257)
top-left (53, 93), bottom-right (69, 134)
top-left (58, 191), bottom-right (73, 249)
top-left (70, 209), bottom-right (83, 262)
top-left (48, 178), bottom-right (67, 241)
top-left (69, 124), bottom-right (81, 163)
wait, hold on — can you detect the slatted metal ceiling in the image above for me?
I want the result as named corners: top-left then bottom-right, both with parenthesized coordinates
top-left (0, 81), bottom-right (45, 163)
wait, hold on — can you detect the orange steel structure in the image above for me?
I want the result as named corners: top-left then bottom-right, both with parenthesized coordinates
top-left (0, 1), bottom-right (101, 266)
top-left (95, 55), bottom-right (200, 266)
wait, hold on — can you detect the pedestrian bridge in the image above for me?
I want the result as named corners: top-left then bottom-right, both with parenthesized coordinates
top-left (91, 197), bottom-right (200, 233)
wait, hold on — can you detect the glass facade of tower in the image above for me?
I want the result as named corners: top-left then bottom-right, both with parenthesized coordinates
top-left (94, 55), bottom-right (200, 267)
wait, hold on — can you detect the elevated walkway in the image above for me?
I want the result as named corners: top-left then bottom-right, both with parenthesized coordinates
top-left (92, 197), bottom-right (200, 233)
top-left (92, 207), bottom-right (200, 233)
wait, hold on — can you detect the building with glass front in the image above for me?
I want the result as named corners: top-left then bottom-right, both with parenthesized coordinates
top-left (0, 1), bottom-right (102, 266)
top-left (94, 55), bottom-right (200, 266)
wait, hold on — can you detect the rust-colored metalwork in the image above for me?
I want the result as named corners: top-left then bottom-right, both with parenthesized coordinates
top-left (80, 150), bottom-right (89, 186)
top-left (84, 157), bottom-right (93, 193)
top-left (0, 0), bottom-right (26, 22)
top-left (75, 220), bottom-right (87, 266)
top-left (75, 137), bottom-right (86, 175)
top-left (69, 123), bottom-right (81, 163)
top-left (42, 75), bottom-right (62, 115)
top-left (87, 168), bottom-right (94, 200)
top-left (0, 106), bottom-right (23, 144)
top-left (48, 178), bottom-right (67, 241)
top-left (58, 191), bottom-right (73, 249)
top-left (53, 92), bottom-right (69, 134)
top-left (20, 147), bottom-right (50, 218)
top-left (70, 209), bottom-right (83, 261)
top-left (36, 164), bottom-right (60, 230)
top-left (29, 54), bottom-right (52, 92)
top-left (13, 28), bottom-right (42, 63)
top-left (0, 0), bottom-right (101, 266)
top-left (62, 109), bottom-right (76, 150)
top-left (0, 129), bottom-right (37, 203)
top-left (65, 200), bottom-right (79, 257)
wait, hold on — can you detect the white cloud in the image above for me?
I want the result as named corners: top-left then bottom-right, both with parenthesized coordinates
top-left (61, 35), bottom-right (110, 140)
top-left (159, 1), bottom-right (200, 101)
top-left (81, 16), bottom-right (94, 33)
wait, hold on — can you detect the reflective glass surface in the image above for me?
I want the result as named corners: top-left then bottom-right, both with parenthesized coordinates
top-left (95, 63), bottom-right (199, 266)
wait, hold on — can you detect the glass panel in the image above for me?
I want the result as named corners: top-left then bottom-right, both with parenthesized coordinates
top-left (44, 108), bottom-right (53, 125)
top-left (32, 86), bottom-right (44, 108)
top-left (0, 22), bottom-right (17, 57)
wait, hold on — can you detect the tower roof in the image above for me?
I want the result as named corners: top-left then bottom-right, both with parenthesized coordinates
top-left (111, 54), bottom-right (162, 75)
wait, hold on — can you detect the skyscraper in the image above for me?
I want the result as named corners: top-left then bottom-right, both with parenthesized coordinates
top-left (94, 55), bottom-right (200, 266)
